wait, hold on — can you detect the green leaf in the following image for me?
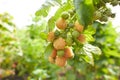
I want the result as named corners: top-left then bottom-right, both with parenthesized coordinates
top-left (44, 43), bottom-right (53, 57)
top-left (84, 26), bottom-right (95, 42)
top-left (35, 5), bottom-right (50, 17)
top-left (104, 49), bottom-right (120, 58)
top-left (81, 44), bottom-right (101, 65)
top-left (84, 25), bottom-right (96, 35)
top-left (84, 44), bottom-right (101, 55)
top-left (32, 16), bottom-right (41, 22)
top-left (47, 16), bottom-right (56, 31)
top-left (40, 32), bottom-right (47, 40)
top-left (81, 48), bottom-right (94, 65)
top-left (74, 0), bottom-right (95, 27)
top-left (52, 0), bottom-right (62, 5)
top-left (0, 24), bottom-right (8, 31)
top-left (35, 0), bottom-right (63, 17)
top-left (35, 0), bottom-right (56, 17)
top-left (85, 34), bottom-right (95, 42)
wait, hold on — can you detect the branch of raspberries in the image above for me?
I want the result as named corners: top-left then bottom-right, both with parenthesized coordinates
top-left (45, 0), bottom-right (120, 67)
top-left (47, 10), bottom-right (86, 67)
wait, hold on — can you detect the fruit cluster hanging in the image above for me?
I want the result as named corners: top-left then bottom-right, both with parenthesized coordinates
top-left (47, 10), bottom-right (86, 67)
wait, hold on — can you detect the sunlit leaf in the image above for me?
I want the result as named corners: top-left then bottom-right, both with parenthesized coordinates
top-left (35, 5), bottom-right (50, 17)
top-left (85, 34), bottom-right (95, 42)
top-left (84, 25), bottom-right (96, 35)
top-left (81, 49), bottom-right (94, 65)
top-left (35, 0), bottom-right (62, 17)
top-left (84, 44), bottom-right (101, 55)
top-left (74, 0), bottom-right (94, 27)
top-left (80, 44), bottom-right (101, 65)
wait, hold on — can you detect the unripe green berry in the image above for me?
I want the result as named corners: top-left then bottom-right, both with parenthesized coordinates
top-left (57, 50), bottom-right (64, 57)
top-left (61, 12), bottom-right (70, 20)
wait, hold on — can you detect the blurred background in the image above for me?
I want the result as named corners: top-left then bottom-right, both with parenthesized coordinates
top-left (0, 0), bottom-right (120, 30)
top-left (0, 0), bottom-right (120, 80)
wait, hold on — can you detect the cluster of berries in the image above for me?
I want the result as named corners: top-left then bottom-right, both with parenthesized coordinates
top-left (47, 11), bottom-right (86, 67)
top-left (93, 0), bottom-right (120, 22)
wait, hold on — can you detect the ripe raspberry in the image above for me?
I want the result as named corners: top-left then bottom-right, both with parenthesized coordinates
top-left (53, 37), bottom-right (66, 50)
top-left (64, 47), bottom-right (74, 59)
top-left (55, 56), bottom-right (67, 67)
top-left (50, 49), bottom-right (57, 58)
top-left (74, 21), bottom-right (84, 32)
top-left (47, 31), bottom-right (55, 42)
top-left (77, 34), bottom-right (86, 44)
top-left (56, 18), bottom-right (67, 30)
top-left (48, 56), bottom-right (55, 64)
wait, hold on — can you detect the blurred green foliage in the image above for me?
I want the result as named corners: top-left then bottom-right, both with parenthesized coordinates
top-left (0, 0), bottom-right (120, 80)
